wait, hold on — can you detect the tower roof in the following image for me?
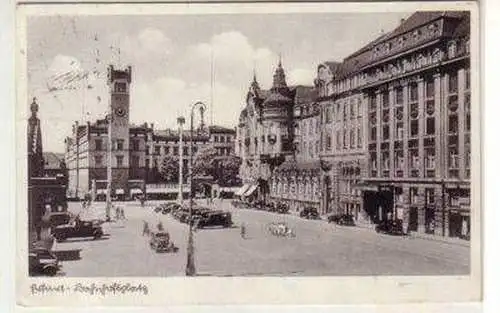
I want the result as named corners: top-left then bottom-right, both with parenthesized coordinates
top-left (30, 97), bottom-right (39, 116)
top-left (271, 57), bottom-right (288, 91)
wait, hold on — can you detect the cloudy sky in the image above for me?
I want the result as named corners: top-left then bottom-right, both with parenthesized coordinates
top-left (27, 12), bottom-right (411, 153)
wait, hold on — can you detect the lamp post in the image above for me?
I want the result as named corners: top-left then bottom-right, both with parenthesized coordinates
top-left (177, 116), bottom-right (186, 204)
top-left (105, 113), bottom-right (113, 221)
top-left (186, 101), bottom-right (206, 277)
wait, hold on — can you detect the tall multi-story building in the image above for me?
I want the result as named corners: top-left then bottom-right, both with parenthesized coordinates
top-left (65, 65), bottom-right (237, 199)
top-left (358, 11), bottom-right (471, 238)
top-left (237, 11), bottom-right (471, 239)
top-left (315, 11), bottom-right (471, 237)
top-left (316, 61), bottom-right (367, 218)
top-left (237, 61), bottom-right (319, 211)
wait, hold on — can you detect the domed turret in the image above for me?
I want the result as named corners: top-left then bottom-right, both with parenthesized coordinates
top-left (263, 58), bottom-right (292, 107)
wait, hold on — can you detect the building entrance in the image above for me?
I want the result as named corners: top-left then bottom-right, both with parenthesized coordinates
top-left (408, 207), bottom-right (418, 232)
top-left (363, 190), bottom-right (393, 223)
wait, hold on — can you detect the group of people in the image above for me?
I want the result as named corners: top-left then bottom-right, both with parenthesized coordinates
top-left (142, 220), bottom-right (168, 237)
top-left (114, 206), bottom-right (126, 220)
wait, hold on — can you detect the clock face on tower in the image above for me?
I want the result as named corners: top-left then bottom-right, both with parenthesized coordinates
top-left (115, 107), bottom-right (127, 117)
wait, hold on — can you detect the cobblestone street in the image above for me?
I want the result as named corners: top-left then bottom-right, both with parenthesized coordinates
top-left (54, 200), bottom-right (470, 277)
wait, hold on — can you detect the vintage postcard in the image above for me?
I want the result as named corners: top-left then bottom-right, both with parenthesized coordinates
top-left (16, 0), bottom-right (481, 306)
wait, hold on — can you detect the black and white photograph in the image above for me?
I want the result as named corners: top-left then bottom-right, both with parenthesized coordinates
top-left (16, 1), bottom-right (481, 306)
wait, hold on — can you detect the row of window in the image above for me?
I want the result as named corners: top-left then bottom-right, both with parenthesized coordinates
top-left (213, 135), bottom-right (233, 143)
top-left (94, 155), bottom-right (135, 168)
top-left (322, 100), bottom-right (363, 124)
top-left (368, 69), bottom-right (470, 112)
top-left (94, 139), bottom-right (140, 151)
top-left (150, 145), bottom-right (199, 156)
top-left (324, 127), bottom-right (363, 151)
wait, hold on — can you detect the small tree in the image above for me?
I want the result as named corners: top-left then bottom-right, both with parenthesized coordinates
top-left (192, 146), bottom-right (217, 178)
top-left (218, 155), bottom-right (242, 186)
top-left (159, 155), bottom-right (179, 183)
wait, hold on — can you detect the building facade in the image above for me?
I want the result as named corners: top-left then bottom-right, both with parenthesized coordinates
top-left (65, 65), bottom-right (237, 199)
top-left (315, 11), bottom-right (471, 237)
top-left (237, 62), bottom-right (320, 211)
top-left (237, 11), bottom-right (471, 239)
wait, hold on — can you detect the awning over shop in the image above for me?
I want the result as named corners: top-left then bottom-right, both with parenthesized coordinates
top-left (146, 188), bottom-right (168, 194)
top-left (130, 188), bottom-right (143, 195)
top-left (243, 185), bottom-right (258, 197)
top-left (352, 182), bottom-right (379, 192)
top-left (235, 184), bottom-right (250, 196)
top-left (115, 189), bottom-right (125, 195)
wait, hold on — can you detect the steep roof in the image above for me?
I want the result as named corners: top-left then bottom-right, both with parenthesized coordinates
top-left (330, 11), bottom-right (470, 79)
top-left (43, 152), bottom-right (64, 169)
top-left (291, 85), bottom-right (317, 105)
top-left (323, 61), bottom-right (342, 74)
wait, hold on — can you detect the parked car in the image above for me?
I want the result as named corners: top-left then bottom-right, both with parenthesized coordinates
top-left (28, 248), bottom-right (61, 276)
top-left (328, 214), bottom-right (356, 226)
top-left (149, 231), bottom-right (178, 253)
top-left (375, 219), bottom-right (405, 236)
top-left (194, 211), bottom-right (232, 229)
top-left (52, 219), bottom-right (104, 242)
top-left (299, 207), bottom-right (320, 220)
top-left (276, 202), bottom-right (290, 214)
top-left (43, 212), bottom-right (72, 229)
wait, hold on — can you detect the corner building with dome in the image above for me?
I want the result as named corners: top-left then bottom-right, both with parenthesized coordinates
top-left (236, 11), bottom-right (472, 239)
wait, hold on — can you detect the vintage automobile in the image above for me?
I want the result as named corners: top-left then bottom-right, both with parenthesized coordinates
top-left (299, 207), bottom-right (321, 220)
top-left (375, 219), bottom-right (405, 236)
top-left (193, 211), bottom-right (232, 229)
top-left (328, 213), bottom-right (356, 226)
top-left (149, 231), bottom-right (178, 253)
top-left (29, 248), bottom-right (61, 276)
top-left (275, 202), bottom-right (290, 214)
top-left (52, 219), bottom-right (104, 242)
top-left (42, 211), bottom-right (73, 229)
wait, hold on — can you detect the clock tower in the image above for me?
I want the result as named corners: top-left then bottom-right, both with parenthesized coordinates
top-left (107, 65), bottom-right (132, 192)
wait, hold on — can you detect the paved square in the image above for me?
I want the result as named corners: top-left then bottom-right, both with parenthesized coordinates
top-left (55, 200), bottom-right (470, 277)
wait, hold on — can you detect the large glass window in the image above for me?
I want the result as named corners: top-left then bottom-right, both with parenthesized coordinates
top-left (116, 139), bottom-right (124, 151)
top-left (448, 71), bottom-right (458, 94)
top-left (426, 79), bottom-right (434, 98)
top-left (409, 83), bottom-right (419, 102)
top-left (94, 155), bottom-right (103, 166)
top-left (95, 139), bottom-right (102, 151)
top-left (116, 155), bottom-right (124, 168)
top-left (426, 117), bottom-right (435, 135)
top-left (395, 87), bottom-right (404, 104)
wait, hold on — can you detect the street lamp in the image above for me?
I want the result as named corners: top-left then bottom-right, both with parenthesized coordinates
top-left (177, 116), bottom-right (186, 204)
top-left (186, 101), bottom-right (207, 277)
top-left (105, 113), bottom-right (113, 221)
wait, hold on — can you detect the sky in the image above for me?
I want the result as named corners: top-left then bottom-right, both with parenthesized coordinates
top-left (27, 12), bottom-right (411, 153)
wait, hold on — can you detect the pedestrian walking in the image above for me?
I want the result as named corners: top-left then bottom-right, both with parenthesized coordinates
top-left (121, 207), bottom-right (127, 220)
top-left (142, 220), bottom-right (150, 236)
top-left (240, 222), bottom-right (246, 239)
top-left (115, 205), bottom-right (120, 220)
top-left (157, 221), bottom-right (164, 231)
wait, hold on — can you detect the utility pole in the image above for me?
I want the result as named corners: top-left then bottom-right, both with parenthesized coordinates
top-left (178, 116), bottom-right (186, 204)
top-left (105, 114), bottom-right (112, 221)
